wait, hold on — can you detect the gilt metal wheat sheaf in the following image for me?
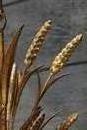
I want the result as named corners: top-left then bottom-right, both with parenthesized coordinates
top-left (0, 0), bottom-right (85, 130)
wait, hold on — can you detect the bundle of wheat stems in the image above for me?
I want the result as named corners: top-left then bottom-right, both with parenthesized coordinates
top-left (0, 1), bottom-right (83, 130)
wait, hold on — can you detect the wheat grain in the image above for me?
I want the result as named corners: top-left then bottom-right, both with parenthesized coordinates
top-left (50, 34), bottom-right (83, 75)
top-left (24, 20), bottom-right (52, 66)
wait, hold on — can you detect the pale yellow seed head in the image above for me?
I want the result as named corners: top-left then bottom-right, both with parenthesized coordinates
top-left (50, 34), bottom-right (83, 75)
top-left (67, 113), bottom-right (78, 123)
top-left (57, 113), bottom-right (78, 130)
top-left (24, 20), bottom-right (52, 66)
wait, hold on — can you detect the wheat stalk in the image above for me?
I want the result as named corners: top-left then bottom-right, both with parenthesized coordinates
top-left (29, 113), bottom-right (45, 130)
top-left (50, 34), bottom-right (83, 75)
top-left (24, 20), bottom-right (52, 66)
top-left (0, 0), bottom-right (85, 130)
top-left (37, 34), bottom-right (83, 105)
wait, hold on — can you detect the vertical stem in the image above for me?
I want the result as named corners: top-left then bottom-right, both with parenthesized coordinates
top-left (38, 73), bottom-right (52, 103)
top-left (0, 29), bottom-right (4, 105)
top-left (0, 0), bottom-right (5, 70)
top-left (0, 30), bottom-right (6, 130)
top-left (0, 1), bottom-right (7, 130)
top-left (0, 33), bottom-right (6, 129)
top-left (0, 29), bottom-right (4, 68)
top-left (32, 73), bottom-right (53, 113)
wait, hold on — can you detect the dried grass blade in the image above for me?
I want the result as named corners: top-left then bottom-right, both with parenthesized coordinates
top-left (20, 106), bottom-right (42, 130)
top-left (14, 66), bottom-right (45, 116)
top-left (29, 113), bottom-right (45, 130)
top-left (9, 63), bottom-right (17, 114)
top-left (0, 30), bottom-right (4, 103)
top-left (47, 73), bottom-right (70, 88)
top-left (36, 73), bottom-right (69, 106)
top-left (6, 63), bottom-right (18, 130)
top-left (41, 112), bottom-right (58, 129)
top-left (36, 71), bottom-right (42, 102)
top-left (11, 74), bottom-right (19, 129)
top-left (1, 25), bottom-right (24, 105)
top-left (0, 30), bottom-right (4, 69)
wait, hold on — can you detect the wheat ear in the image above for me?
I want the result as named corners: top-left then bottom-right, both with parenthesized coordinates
top-left (57, 113), bottom-right (78, 130)
top-left (24, 20), bottom-right (52, 66)
top-left (50, 34), bottom-right (83, 75)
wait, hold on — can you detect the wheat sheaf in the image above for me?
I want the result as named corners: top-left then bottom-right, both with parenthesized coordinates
top-left (0, 1), bottom-right (84, 130)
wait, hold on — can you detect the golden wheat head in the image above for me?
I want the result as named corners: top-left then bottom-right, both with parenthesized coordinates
top-left (50, 34), bottom-right (83, 75)
top-left (57, 113), bottom-right (78, 130)
top-left (24, 20), bottom-right (52, 66)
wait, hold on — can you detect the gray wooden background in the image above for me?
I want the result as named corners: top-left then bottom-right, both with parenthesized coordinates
top-left (3, 0), bottom-right (87, 129)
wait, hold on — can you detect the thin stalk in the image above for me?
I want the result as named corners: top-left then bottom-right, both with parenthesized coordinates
top-left (39, 73), bottom-right (52, 102)
top-left (0, 0), bottom-right (7, 104)
top-left (33, 73), bottom-right (53, 111)
top-left (0, 29), bottom-right (4, 104)
top-left (0, 1), bottom-right (8, 130)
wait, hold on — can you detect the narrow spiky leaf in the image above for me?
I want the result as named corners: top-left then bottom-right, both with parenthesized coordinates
top-left (1, 25), bottom-right (24, 105)
top-left (14, 66), bottom-right (45, 117)
top-left (8, 63), bottom-right (17, 114)
top-left (37, 74), bottom-right (69, 105)
top-left (36, 71), bottom-right (42, 103)
top-left (20, 106), bottom-right (42, 130)
top-left (29, 113), bottom-right (45, 130)
top-left (41, 112), bottom-right (58, 129)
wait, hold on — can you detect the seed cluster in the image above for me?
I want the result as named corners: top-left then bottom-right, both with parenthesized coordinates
top-left (50, 34), bottom-right (83, 75)
top-left (58, 113), bottom-right (78, 130)
top-left (24, 20), bottom-right (52, 66)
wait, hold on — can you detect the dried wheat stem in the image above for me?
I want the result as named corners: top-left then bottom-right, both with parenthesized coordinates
top-left (8, 63), bottom-right (17, 114)
top-left (0, 30), bottom-right (4, 103)
top-left (0, 9), bottom-right (7, 70)
top-left (29, 113), bottom-right (45, 130)
top-left (24, 20), bottom-right (52, 66)
top-left (17, 70), bottom-right (22, 86)
top-left (34, 73), bottom-right (52, 107)
top-left (50, 34), bottom-right (83, 75)
top-left (0, 30), bottom-right (4, 61)
top-left (57, 113), bottom-right (78, 130)
top-left (7, 63), bottom-right (17, 130)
